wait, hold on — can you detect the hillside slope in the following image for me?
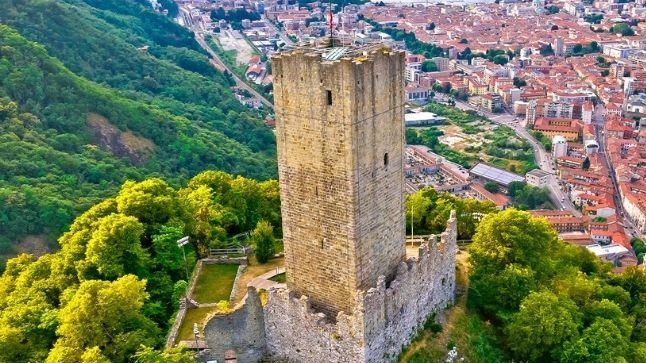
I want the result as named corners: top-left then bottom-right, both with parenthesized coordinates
top-left (0, 0), bottom-right (277, 260)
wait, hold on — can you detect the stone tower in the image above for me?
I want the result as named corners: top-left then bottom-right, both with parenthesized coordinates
top-left (272, 45), bottom-right (406, 315)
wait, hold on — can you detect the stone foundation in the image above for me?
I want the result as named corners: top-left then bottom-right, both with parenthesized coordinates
top-left (202, 212), bottom-right (457, 363)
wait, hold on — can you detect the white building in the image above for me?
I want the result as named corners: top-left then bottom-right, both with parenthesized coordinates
top-left (582, 101), bottom-right (593, 124)
top-left (584, 139), bottom-right (599, 155)
top-left (404, 112), bottom-right (446, 126)
top-left (586, 244), bottom-right (631, 264)
top-left (525, 169), bottom-right (550, 188)
top-left (603, 43), bottom-right (637, 59)
top-left (552, 135), bottom-right (568, 158)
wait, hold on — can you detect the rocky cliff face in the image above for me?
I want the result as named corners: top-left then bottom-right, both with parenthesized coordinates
top-left (87, 113), bottom-right (154, 164)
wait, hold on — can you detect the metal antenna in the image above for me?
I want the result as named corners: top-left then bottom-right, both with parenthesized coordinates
top-left (328, 0), bottom-right (334, 46)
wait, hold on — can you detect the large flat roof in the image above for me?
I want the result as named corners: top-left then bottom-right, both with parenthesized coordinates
top-left (526, 169), bottom-right (550, 178)
top-left (470, 163), bottom-right (524, 186)
top-left (404, 112), bottom-right (446, 122)
top-left (586, 244), bottom-right (629, 257)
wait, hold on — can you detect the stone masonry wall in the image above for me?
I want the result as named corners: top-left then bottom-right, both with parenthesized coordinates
top-left (201, 212), bottom-right (456, 363)
top-left (272, 47), bottom-right (406, 315)
top-left (263, 212), bottom-right (457, 363)
top-left (203, 287), bottom-right (266, 363)
top-left (363, 211), bottom-right (457, 362)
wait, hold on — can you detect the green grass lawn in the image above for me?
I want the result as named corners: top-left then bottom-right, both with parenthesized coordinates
top-left (177, 306), bottom-right (215, 342)
top-left (191, 264), bottom-right (239, 304)
top-left (269, 272), bottom-right (286, 283)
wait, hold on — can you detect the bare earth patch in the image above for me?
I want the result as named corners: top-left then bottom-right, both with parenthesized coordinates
top-left (86, 113), bottom-right (154, 164)
top-left (215, 29), bottom-right (254, 65)
top-left (15, 234), bottom-right (51, 257)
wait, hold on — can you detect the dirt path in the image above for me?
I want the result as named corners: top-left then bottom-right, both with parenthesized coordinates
top-left (233, 256), bottom-right (285, 303)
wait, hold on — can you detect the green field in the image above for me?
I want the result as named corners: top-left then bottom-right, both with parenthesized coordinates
top-left (191, 264), bottom-right (239, 304)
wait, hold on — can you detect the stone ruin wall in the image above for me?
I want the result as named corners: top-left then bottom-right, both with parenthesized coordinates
top-left (263, 211), bottom-right (457, 363)
top-left (202, 213), bottom-right (457, 363)
top-left (202, 288), bottom-right (266, 363)
top-left (362, 212), bottom-right (457, 362)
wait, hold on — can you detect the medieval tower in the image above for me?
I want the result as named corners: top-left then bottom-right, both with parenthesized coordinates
top-left (272, 45), bottom-right (406, 315)
top-left (201, 43), bottom-right (457, 363)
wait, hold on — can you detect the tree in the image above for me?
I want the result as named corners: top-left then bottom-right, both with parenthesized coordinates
top-left (584, 299), bottom-right (633, 339)
top-left (252, 220), bottom-right (275, 263)
top-left (80, 347), bottom-right (112, 363)
top-left (459, 38), bottom-right (468, 44)
top-left (151, 226), bottom-right (193, 279)
top-left (546, 5), bottom-right (559, 14)
top-left (582, 156), bottom-right (590, 170)
top-left (46, 275), bottom-right (160, 363)
top-left (589, 41), bottom-right (600, 52)
top-left (441, 82), bottom-right (452, 93)
top-left (513, 77), bottom-right (527, 87)
top-left (572, 44), bottom-right (583, 54)
top-left (610, 23), bottom-right (635, 36)
top-left (584, 14), bottom-right (603, 24)
top-left (406, 192), bottom-right (432, 233)
top-left (85, 214), bottom-right (148, 280)
top-left (116, 179), bottom-right (177, 227)
top-left (507, 182), bottom-right (550, 209)
top-left (507, 291), bottom-right (582, 362)
top-left (178, 185), bottom-right (228, 256)
top-left (484, 182), bottom-right (500, 193)
top-left (421, 60), bottom-right (438, 72)
top-left (559, 318), bottom-right (629, 362)
top-left (492, 54), bottom-right (508, 65)
top-left (469, 209), bottom-right (560, 315)
top-left (540, 44), bottom-right (554, 56)
top-left (133, 346), bottom-right (196, 363)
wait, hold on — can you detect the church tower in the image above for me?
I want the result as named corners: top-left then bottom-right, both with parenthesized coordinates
top-left (272, 45), bottom-right (406, 315)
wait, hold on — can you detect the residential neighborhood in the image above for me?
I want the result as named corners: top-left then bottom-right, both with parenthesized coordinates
top-left (172, 0), bottom-right (645, 269)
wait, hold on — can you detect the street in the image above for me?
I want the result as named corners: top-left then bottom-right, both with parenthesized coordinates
top-left (448, 98), bottom-right (581, 216)
top-left (592, 104), bottom-right (641, 239)
top-left (178, 6), bottom-right (274, 109)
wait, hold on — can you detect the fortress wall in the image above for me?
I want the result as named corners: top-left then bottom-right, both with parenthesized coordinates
top-left (202, 287), bottom-right (266, 363)
top-left (363, 212), bottom-right (457, 362)
top-left (261, 212), bottom-right (457, 363)
top-left (263, 288), bottom-right (366, 363)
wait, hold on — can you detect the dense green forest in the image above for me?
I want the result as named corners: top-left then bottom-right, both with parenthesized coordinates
top-left (468, 210), bottom-right (645, 362)
top-left (402, 208), bottom-right (646, 362)
top-left (0, 171), bottom-right (280, 363)
top-left (0, 0), bottom-right (277, 262)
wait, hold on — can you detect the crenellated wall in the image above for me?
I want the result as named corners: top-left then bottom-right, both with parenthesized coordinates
top-left (202, 211), bottom-right (456, 363)
top-left (202, 287), bottom-right (266, 363)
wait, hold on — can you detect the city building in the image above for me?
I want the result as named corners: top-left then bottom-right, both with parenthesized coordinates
top-left (404, 112), bottom-right (446, 126)
top-left (553, 135), bottom-right (568, 158)
top-left (469, 162), bottom-right (525, 189)
top-left (534, 117), bottom-right (582, 141)
top-left (526, 169), bottom-right (550, 188)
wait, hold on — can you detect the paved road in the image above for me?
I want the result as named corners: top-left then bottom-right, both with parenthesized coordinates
top-left (445, 98), bottom-right (580, 215)
top-left (592, 104), bottom-right (642, 239)
top-left (178, 6), bottom-right (274, 109)
top-left (264, 17), bottom-right (296, 47)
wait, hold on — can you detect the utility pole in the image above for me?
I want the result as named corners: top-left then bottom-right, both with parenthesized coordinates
top-left (411, 204), bottom-right (414, 246)
top-left (177, 236), bottom-right (190, 305)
